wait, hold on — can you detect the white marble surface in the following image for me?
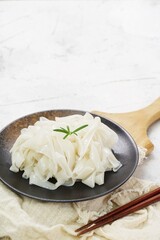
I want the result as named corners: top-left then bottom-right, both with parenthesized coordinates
top-left (0, 0), bottom-right (160, 183)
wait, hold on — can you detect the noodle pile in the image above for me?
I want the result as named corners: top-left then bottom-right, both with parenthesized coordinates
top-left (10, 113), bottom-right (122, 190)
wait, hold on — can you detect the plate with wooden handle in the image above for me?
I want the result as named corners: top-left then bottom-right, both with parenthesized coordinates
top-left (0, 108), bottom-right (139, 202)
top-left (93, 97), bottom-right (160, 156)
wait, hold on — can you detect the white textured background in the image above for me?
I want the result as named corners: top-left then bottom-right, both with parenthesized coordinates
top-left (0, 0), bottom-right (160, 182)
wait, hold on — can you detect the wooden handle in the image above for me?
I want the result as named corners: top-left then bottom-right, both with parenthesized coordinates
top-left (140, 97), bottom-right (160, 127)
top-left (93, 97), bottom-right (160, 155)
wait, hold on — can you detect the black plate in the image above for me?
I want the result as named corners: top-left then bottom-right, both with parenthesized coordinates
top-left (0, 110), bottom-right (139, 202)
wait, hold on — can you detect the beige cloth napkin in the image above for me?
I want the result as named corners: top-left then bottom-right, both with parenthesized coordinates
top-left (0, 148), bottom-right (160, 240)
top-left (1, 177), bottom-right (160, 240)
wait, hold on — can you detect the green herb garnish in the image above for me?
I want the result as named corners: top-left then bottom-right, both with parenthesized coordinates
top-left (53, 124), bottom-right (88, 139)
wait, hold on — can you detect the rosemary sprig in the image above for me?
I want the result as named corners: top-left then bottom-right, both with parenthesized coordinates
top-left (53, 124), bottom-right (88, 139)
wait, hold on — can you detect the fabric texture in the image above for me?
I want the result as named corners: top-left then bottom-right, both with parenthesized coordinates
top-left (0, 177), bottom-right (160, 240)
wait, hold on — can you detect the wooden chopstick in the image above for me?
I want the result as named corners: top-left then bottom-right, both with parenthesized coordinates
top-left (75, 186), bottom-right (160, 235)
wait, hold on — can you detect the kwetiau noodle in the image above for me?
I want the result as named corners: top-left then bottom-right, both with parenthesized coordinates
top-left (10, 113), bottom-right (122, 190)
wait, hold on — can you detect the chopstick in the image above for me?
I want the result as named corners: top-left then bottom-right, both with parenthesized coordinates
top-left (75, 186), bottom-right (160, 235)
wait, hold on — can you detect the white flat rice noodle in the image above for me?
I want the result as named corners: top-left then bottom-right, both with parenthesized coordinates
top-left (10, 113), bottom-right (122, 190)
